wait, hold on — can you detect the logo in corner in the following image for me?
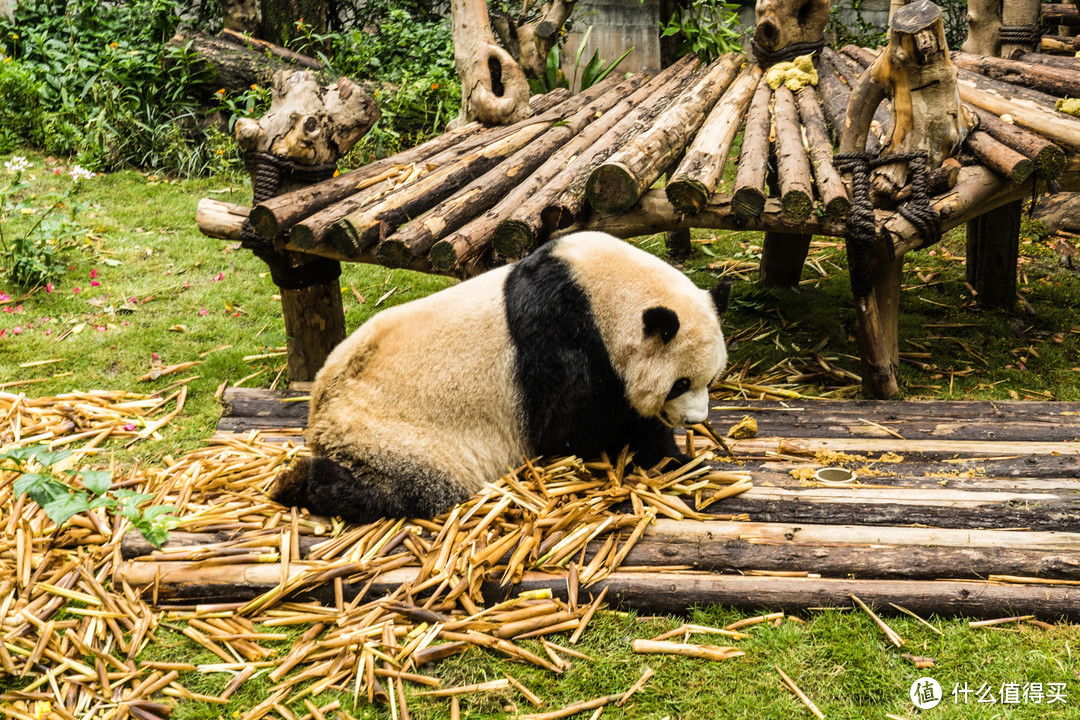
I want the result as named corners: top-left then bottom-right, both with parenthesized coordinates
top-left (911, 677), bottom-right (942, 709)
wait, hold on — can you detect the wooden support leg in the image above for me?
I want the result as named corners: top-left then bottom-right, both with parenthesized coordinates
top-left (854, 247), bottom-right (903, 399)
top-left (759, 232), bottom-right (812, 287)
top-left (965, 200), bottom-right (1021, 309)
top-left (280, 271), bottom-right (346, 382)
top-left (665, 229), bottom-right (693, 259)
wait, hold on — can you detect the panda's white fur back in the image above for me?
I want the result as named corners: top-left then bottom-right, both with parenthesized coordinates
top-left (270, 231), bottom-right (729, 522)
top-left (310, 265), bottom-right (527, 493)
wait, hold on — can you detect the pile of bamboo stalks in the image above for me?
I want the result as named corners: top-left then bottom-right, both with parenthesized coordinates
top-left (0, 393), bottom-right (756, 719)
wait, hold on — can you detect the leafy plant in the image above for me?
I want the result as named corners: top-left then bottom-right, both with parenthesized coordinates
top-left (1, 444), bottom-right (177, 547)
top-left (528, 26), bottom-right (633, 95)
top-left (826, 0), bottom-right (887, 50)
top-left (655, 0), bottom-right (744, 60)
top-left (0, 156), bottom-right (95, 288)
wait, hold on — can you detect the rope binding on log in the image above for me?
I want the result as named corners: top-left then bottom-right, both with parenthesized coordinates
top-left (751, 39), bottom-right (825, 68)
top-left (833, 150), bottom-right (940, 299)
top-left (240, 151), bottom-right (341, 291)
top-left (998, 25), bottom-right (1042, 46)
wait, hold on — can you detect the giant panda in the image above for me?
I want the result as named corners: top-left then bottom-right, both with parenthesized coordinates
top-left (269, 231), bottom-right (730, 523)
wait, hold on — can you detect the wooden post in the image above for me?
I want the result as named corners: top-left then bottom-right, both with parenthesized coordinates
top-left (963, 0), bottom-right (1002, 56)
top-left (235, 70), bottom-right (378, 382)
top-left (1000, 0), bottom-right (1042, 58)
top-left (759, 232), bottom-right (811, 287)
top-left (967, 199), bottom-right (1022, 309)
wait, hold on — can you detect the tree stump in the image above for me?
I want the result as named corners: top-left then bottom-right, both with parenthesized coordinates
top-left (490, 1), bottom-right (577, 81)
top-left (753, 0), bottom-right (829, 63)
top-left (962, 0), bottom-right (1002, 56)
top-left (237, 70), bottom-right (379, 382)
top-left (451, 0), bottom-right (532, 126)
top-left (841, 0), bottom-right (973, 204)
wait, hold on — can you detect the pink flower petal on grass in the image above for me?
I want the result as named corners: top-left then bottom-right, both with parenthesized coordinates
top-left (199, 308), bottom-right (208, 316)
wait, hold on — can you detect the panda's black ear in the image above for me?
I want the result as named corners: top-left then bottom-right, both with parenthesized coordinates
top-left (710, 280), bottom-right (733, 316)
top-left (643, 306), bottom-right (680, 344)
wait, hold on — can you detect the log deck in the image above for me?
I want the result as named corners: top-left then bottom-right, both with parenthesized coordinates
top-left (197, 51), bottom-right (1080, 400)
top-left (121, 388), bottom-right (1080, 620)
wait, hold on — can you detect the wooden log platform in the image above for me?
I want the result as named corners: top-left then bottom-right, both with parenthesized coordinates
top-left (171, 388), bottom-right (1080, 619)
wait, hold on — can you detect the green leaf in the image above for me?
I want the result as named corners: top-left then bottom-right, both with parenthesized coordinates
top-left (544, 44), bottom-right (560, 91)
top-left (580, 50), bottom-right (604, 90)
top-left (80, 470), bottom-right (112, 496)
top-left (0, 445), bottom-right (48, 464)
top-left (15, 473), bottom-right (69, 506)
top-left (42, 493), bottom-right (90, 525)
top-left (591, 47), bottom-right (634, 88)
top-left (34, 449), bottom-right (73, 467)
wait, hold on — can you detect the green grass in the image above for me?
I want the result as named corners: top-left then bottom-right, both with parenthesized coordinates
top-left (4, 150), bottom-right (1080, 718)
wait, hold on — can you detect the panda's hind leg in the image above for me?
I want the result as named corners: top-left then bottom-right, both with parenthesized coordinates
top-left (269, 454), bottom-right (471, 523)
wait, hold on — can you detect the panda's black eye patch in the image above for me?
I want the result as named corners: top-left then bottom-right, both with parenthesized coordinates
top-left (666, 377), bottom-right (691, 401)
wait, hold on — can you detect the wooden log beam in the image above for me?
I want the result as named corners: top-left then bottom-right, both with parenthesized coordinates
top-left (731, 78), bottom-right (773, 218)
top-left (826, 48), bottom-right (890, 153)
top-left (326, 88), bottom-right (608, 257)
top-left (666, 63), bottom-right (762, 215)
top-left (951, 51), bottom-right (1080, 100)
top-left (1043, 3), bottom-right (1079, 24)
top-left (429, 58), bottom-right (703, 272)
top-left (114, 562), bottom-right (1080, 621)
top-left (1017, 51), bottom-right (1080, 72)
top-left (965, 131), bottom-right (1034, 183)
top-left (196, 198), bottom-right (250, 240)
top-left (955, 76), bottom-right (1080, 152)
top-left (577, 190), bottom-right (853, 238)
top-left (246, 88), bottom-right (569, 239)
top-left (374, 73), bottom-right (644, 268)
top-left (814, 52), bottom-right (864, 148)
top-left (966, 105), bottom-right (1065, 180)
top-left (484, 58), bottom-right (699, 261)
top-left (587, 54), bottom-right (742, 214)
top-left (772, 85), bottom-right (814, 221)
top-left (795, 86), bottom-right (850, 219)
top-left (1042, 34), bottom-right (1080, 53)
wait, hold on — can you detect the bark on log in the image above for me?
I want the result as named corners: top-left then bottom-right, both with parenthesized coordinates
top-left (587, 54), bottom-right (743, 214)
top-left (966, 105), bottom-right (1066, 180)
top-left (166, 31), bottom-right (314, 94)
top-left (795, 86), bottom-right (850, 218)
top-left (820, 48), bottom-right (885, 154)
top-left (281, 282), bottom-right (347, 381)
top-left (1042, 33), bottom-right (1080, 53)
top-left (480, 58), bottom-right (700, 262)
top-left (248, 89), bottom-right (570, 239)
top-left (1043, 3), bottom-right (1080, 24)
top-left (326, 88), bottom-right (605, 257)
top-left (956, 73), bottom-right (1080, 152)
top-left (196, 198), bottom-right (250, 240)
top-left (1016, 51), bottom-right (1080, 72)
top-left (758, 232), bottom-right (812, 288)
top-left (965, 130), bottom-right (1034, 183)
top-left (452, 0), bottom-right (531, 125)
top-left (731, 78), bottom-right (773, 218)
top-left (951, 51), bottom-right (1080, 100)
top-left (114, 562), bottom-right (1080, 621)
top-left (839, 4), bottom-right (973, 203)
top-left (428, 58), bottom-right (701, 271)
top-left (753, 0), bottom-right (830, 59)
top-left (666, 63), bottom-right (763, 215)
top-left (579, 190), bottom-right (852, 238)
top-left (234, 70), bottom-right (379, 166)
top-left (962, 0), bottom-right (1001, 56)
top-left (374, 74), bottom-right (643, 268)
top-left (1001, 0), bottom-right (1043, 57)
top-left (771, 85), bottom-right (814, 221)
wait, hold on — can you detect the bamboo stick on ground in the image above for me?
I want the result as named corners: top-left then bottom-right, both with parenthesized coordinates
top-left (665, 62), bottom-right (763, 214)
top-left (631, 639), bottom-right (744, 661)
top-left (587, 53), bottom-right (743, 214)
top-left (731, 78), bottom-right (773, 218)
top-left (776, 666), bottom-right (825, 719)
